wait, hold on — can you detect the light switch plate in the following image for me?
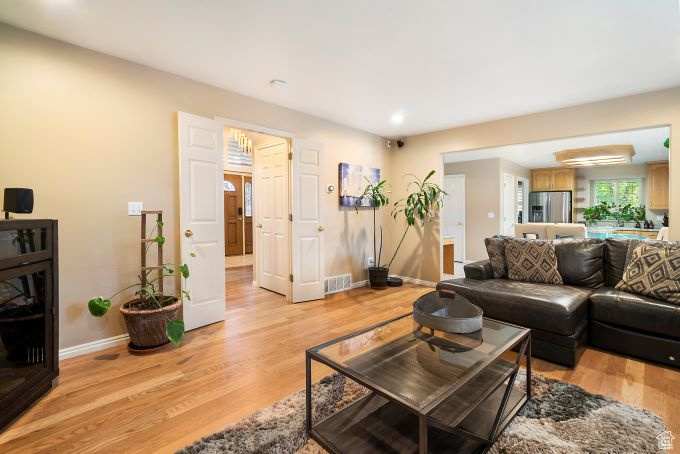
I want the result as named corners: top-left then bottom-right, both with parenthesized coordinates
top-left (128, 201), bottom-right (143, 216)
top-left (487, 212), bottom-right (495, 219)
top-left (367, 256), bottom-right (375, 267)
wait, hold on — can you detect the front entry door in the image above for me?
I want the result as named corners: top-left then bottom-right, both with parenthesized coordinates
top-left (256, 139), bottom-right (289, 296)
top-left (224, 174), bottom-right (244, 256)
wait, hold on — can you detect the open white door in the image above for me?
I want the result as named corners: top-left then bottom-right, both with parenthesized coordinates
top-left (291, 139), bottom-right (325, 303)
top-left (255, 139), bottom-right (290, 296)
top-left (178, 112), bottom-right (226, 330)
top-left (445, 175), bottom-right (466, 262)
top-left (502, 173), bottom-right (515, 236)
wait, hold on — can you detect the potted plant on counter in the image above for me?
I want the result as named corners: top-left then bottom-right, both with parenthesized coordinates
top-left (584, 201), bottom-right (613, 225)
top-left (87, 215), bottom-right (192, 350)
top-left (387, 170), bottom-right (446, 271)
top-left (356, 178), bottom-right (390, 289)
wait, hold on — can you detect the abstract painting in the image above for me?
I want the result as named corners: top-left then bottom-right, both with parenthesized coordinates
top-left (338, 163), bottom-right (381, 207)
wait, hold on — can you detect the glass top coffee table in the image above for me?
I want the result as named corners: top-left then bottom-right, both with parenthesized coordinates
top-left (305, 312), bottom-right (531, 454)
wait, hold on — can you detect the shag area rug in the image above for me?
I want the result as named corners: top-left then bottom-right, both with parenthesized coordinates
top-left (178, 372), bottom-right (665, 454)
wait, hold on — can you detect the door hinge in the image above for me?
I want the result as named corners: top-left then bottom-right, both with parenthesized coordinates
top-left (289, 214), bottom-right (293, 221)
top-left (288, 151), bottom-right (293, 160)
top-left (289, 274), bottom-right (294, 283)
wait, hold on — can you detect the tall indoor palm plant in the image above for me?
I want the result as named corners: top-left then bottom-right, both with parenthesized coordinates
top-left (356, 178), bottom-right (390, 288)
top-left (388, 170), bottom-right (446, 269)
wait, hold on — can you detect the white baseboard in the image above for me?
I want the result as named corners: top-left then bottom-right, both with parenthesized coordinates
top-left (351, 280), bottom-right (368, 289)
top-left (59, 333), bottom-right (129, 360)
top-left (395, 276), bottom-right (437, 288)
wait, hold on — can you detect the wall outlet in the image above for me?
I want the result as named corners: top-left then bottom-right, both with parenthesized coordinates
top-left (367, 257), bottom-right (375, 267)
top-left (128, 201), bottom-right (143, 216)
top-left (487, 212), bottom-right (495, 219)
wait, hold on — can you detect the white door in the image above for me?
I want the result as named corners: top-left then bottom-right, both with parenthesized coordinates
top-left (444, 175), bottom-right (465, 262)
top-left (178, 112), bottom-right (226, 331)
top-left (503, 173), bottom-right (516, 236)
top-left (291, 139), bottom-right (325, 303)
top-left (255, 139), bottom-right (289, 295)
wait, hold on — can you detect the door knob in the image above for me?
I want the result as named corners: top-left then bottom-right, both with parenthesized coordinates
top-left (318, 226), bottom-right (325, 232)
top-left (256, 224), bottom-right (263, 229)
top-left (184, 230), bottom-right (193, 238)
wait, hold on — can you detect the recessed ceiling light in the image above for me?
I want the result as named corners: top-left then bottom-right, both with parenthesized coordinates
top-left (391, 113), bottom-right (404, 124)
top-left (270, 79), bottom-right (286, 88)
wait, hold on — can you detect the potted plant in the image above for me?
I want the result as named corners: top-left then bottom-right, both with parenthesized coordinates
top-left (583, 201), bottom-right (612, 225)
top-left (387, 170), bottom-right (446, 270)
top-left (87, 217), bottom-right (192, 349)
top-left (356, 178), bottom-right (390, 289)
top-left (623, 204), bottom-right (646, 228)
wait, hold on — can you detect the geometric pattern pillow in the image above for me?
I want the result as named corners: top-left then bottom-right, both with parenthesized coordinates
top-left (485, 236), bottom-right (508, 279)
top-left (615, 243), bottom-right (680, 305)
top-left (505, 238), bottom-right (563, 285)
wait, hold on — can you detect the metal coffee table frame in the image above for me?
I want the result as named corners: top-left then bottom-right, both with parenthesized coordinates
top-left (305, 312), bottom-right (531, 454)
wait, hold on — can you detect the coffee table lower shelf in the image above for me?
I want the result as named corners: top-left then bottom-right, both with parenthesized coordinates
top-left (311, 386), bottom-right (527, 454)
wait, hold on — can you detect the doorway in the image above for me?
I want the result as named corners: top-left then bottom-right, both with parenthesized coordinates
top-left (502, 173), bottom-right (516, 236)
top-left (442, 174), bottom-right (466, 279)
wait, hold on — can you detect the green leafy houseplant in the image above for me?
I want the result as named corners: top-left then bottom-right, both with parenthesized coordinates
top-left (356, 178), bottom-right (390, 288)
top-left (583, 201), bottom-right (613, 225)
top-left (388, 170), bottom-right (446, 269)
top-left (87, 219), bottom-right (193, 347)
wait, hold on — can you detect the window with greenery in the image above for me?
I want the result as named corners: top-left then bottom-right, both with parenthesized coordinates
top-left (592, 178), bottom-right (642, 210)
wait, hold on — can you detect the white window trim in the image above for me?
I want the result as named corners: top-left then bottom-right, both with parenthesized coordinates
top-left (590, 177), bottom-right (646, 207)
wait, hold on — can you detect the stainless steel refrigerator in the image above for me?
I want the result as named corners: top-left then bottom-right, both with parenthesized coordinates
top-left (529, 191), bottom-right (572, 223)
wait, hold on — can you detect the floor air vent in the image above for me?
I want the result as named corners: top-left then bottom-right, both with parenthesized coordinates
top-left (324, 274), bottom-right (352, 295)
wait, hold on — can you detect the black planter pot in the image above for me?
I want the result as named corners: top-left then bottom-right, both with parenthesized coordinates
top-left (368, 266), bottom-right (389, 290)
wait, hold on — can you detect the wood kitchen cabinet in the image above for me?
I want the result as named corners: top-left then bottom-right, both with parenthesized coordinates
top-left (531, 168), bottom-right (575, 191)
top-left (647, 161), bottom-right (669, 210)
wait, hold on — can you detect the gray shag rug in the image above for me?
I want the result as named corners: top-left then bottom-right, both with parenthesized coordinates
top-left (178, 372), bottom-right (665, 454)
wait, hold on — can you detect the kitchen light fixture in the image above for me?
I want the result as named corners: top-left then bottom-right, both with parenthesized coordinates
top-left (554, 145), bottom-right (635, 167)
top-left (270, 79), bottom-right (286, 87)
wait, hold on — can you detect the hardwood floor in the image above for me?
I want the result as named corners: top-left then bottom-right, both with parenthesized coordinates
top-left (1, 266), bottom-right (678, 453)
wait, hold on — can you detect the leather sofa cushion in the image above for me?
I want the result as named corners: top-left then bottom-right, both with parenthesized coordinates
top-left (590, 288), bottom-right (680, 339)
top-left (604, 238), bottom-right (631, 287)
top-left (554, 238), bottom-right (604, 288)
top-left (437, 278), bottom-right (590, 336)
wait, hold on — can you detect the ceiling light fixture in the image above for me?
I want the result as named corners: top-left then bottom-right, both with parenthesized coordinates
top-left (554, 145), bottom-right (635, 168)
top-left (391, 113), bottom-right (404, 124)
top-left (270, 79), bottom-right (286, 88)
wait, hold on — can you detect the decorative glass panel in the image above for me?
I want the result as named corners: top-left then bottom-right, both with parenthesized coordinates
top-left (223, 181), bottom-right (236, 192)
top-left (245, 182), bottom-right (252, 217)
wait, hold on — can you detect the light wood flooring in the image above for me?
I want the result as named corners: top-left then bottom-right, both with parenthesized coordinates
top-left (1, 266), bottom-right (678, 453)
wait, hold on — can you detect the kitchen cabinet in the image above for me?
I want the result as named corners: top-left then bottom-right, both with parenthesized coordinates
top-left (531, 168), bottom-right (575, 191)
top-left (647, 161), bottom-right (669, 210)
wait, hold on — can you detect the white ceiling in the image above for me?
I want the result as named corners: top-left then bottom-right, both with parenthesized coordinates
top-left (443, 126), bottom-right (670, 168)
top-left (1, 1), bottom-right (679, 137)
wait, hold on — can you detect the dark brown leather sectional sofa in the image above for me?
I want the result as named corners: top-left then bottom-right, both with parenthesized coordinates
top-left (437, 238), bottom-right (679, 368)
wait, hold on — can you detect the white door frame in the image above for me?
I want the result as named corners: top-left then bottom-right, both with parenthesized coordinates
top-left (215, 116), bottom-right (294, 300)
top-left (517, 176), bottom-right (530, 224)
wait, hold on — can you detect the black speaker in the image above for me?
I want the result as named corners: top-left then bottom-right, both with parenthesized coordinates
top-left (3, 188), bottom-right (34, 215)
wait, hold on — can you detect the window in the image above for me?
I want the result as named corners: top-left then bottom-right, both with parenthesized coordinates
top-left (223, 181), bottom-right (236, 192)
top-left (592, 178), bottom-right (642, 208)
top-left (244, 181), bottom-right (252, 217)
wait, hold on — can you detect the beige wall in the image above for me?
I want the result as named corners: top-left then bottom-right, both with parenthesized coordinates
top-left (443, 159), bottom-right (501, 261)
top-left (389, 87), bottom-right (679, 283)
top-left (0, 24), bottom-right (391, 349)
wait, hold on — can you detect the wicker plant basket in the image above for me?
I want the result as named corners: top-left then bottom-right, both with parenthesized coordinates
top-left (120, 297), bottom-right (181, 348)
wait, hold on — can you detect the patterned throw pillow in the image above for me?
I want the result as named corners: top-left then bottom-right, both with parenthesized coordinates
top-left (615, 243), bottom-right (680, 305)
top-left (485, 236), bottom-right (508, 279)
top-left (505, 238), bottom-right (563, 285)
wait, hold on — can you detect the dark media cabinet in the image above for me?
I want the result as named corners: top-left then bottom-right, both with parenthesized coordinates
top-left (0, 219), bottom-right (58, 431)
